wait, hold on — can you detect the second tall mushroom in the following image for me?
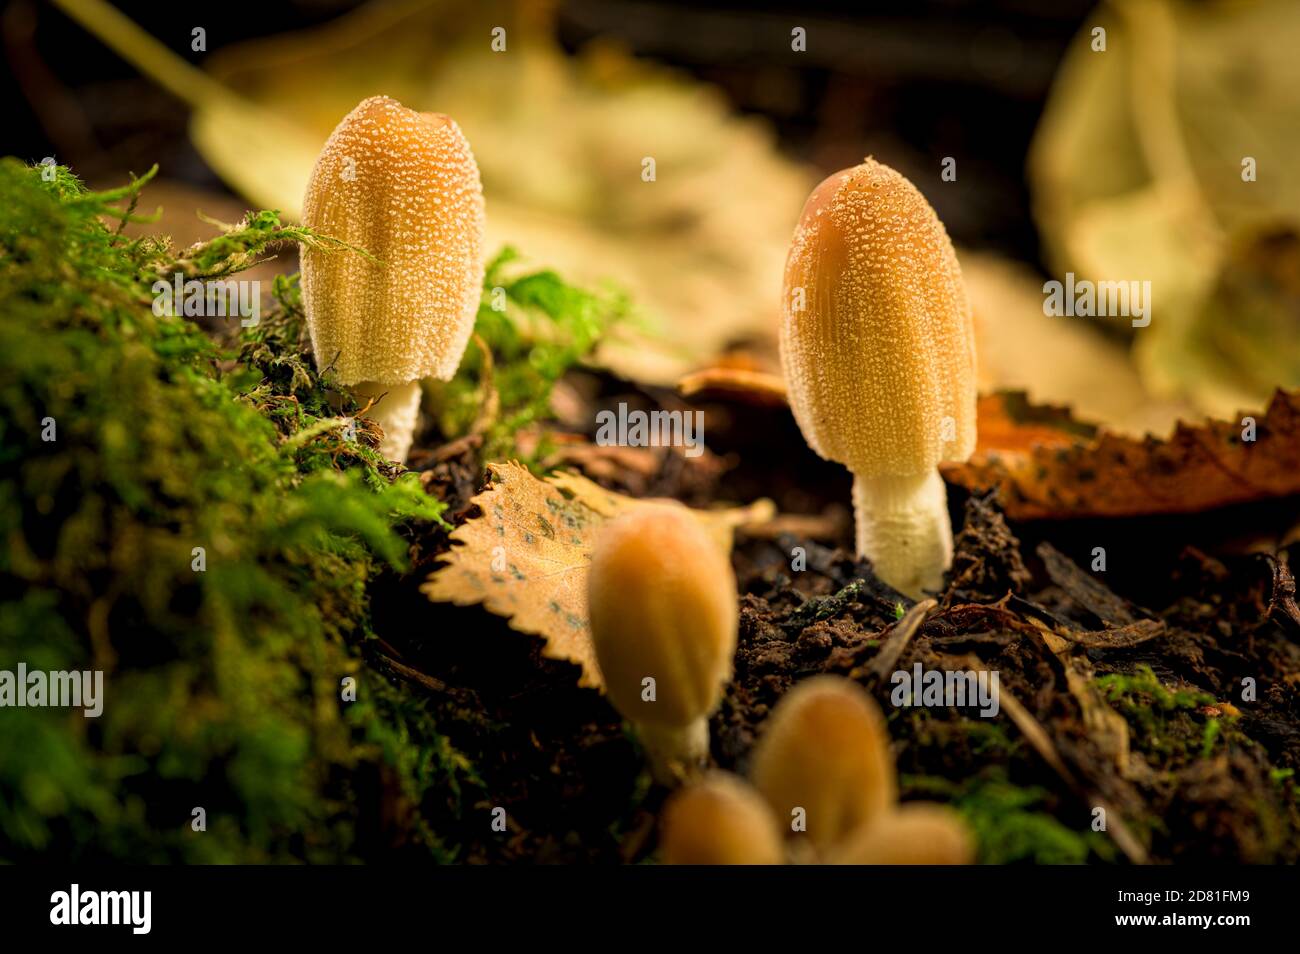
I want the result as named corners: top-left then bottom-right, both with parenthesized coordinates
top-left (780, 158), bottom-right (977, 598)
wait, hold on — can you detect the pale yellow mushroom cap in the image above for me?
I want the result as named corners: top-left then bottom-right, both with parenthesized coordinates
top-left (301, 95), bottom-right (485, 386)
top-left (750, 675), bottom-right (896, 854)
top-left (661, 772), bottom-right (784, 865)
top-left (587, 503), bottom-right (738, 731)
top-left (779, 158), bottom-right (976, 477)
top-left (830, 803), bottom-right (975, 865)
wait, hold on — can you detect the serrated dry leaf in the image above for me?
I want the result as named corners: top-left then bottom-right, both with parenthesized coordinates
top-left (942, 390), bottom-right (1300, 520)
top-left (421, 461), bottom-right (773, 688)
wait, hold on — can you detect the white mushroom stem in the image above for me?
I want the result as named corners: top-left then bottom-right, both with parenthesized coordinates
top-left (636, 719), bottom-right (710, 786)
top-left (851, 470), bottom-right (953, 599)
top-left (352, 380), bottom-right (423, 462)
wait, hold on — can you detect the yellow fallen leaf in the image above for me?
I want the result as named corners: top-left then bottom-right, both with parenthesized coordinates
top-left (420, 462), bottom-right (773, 688)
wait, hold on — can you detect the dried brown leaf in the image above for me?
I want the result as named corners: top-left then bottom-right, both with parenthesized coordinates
top-left (420, 461), bottom-right (774, 688)
top-left (677, 367), bottom-right (789, 407)
top-left (943, 389), bottom-right (1300, 519)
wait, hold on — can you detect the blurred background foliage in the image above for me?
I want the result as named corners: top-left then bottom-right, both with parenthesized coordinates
top-left (1031, 0), bottom-right (1300, 420)
top-left (14, 0), bottom-right (1299, 434)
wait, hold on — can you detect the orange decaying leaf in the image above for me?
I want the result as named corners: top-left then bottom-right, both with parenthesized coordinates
top-left (943, 389), bottom-right (1300, 519)
top-left (671, 373), bottom-right (1300, 521)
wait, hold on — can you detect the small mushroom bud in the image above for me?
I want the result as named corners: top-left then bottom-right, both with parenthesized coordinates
top-left (661, 771), bottom-right (784, 865)
top-left (587, 503), bottom-right (738, 785)
top-left (750, 675), bottom-right (895, 855)
top-left (301, 95), bottom-right (486, 461)
top-left (780, 158), bottom-right (976, 597)
top-left (830, 803), bottom-right (975, 865)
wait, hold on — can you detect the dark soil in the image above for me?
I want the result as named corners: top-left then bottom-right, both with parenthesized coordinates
top-left (368, 373), bottom-right (1300, 864)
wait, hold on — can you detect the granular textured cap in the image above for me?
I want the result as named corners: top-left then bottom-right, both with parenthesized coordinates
top-left (301, 96), bottom-right (485, 386)
top-left (780, 158), bottom-right (976, 477)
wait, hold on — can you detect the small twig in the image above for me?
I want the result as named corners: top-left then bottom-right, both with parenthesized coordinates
top-left (739, 511), bottom-right (847, 544)
top-left (996, 682), bottom-right (1148, 865)
top-left (1264, 555), bottom-right (1300, 637)
top-left (676, 366), bottom-right (789, 406)
top-left (369, 649), bottom-right (477, 708)
top-left (863, 597), bottom-right (936, 683)
top-left (468, 332), bottom-right (499, 437)
top-left (430, 432), bottom-right (483, 464)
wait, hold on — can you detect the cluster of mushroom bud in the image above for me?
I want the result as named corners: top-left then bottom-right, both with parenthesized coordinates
top-left (780, 158), bottom-right (977, 598)
top-left (301, 95), bottom-right (486, 461)
top-left (583, 474), bottom-right (971, 863)
top-left (662, 676), bottom-right (973, 865)
top-left (584, 505), bottom-right (969, 864)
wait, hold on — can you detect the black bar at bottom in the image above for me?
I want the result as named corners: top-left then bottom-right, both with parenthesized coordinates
top-left (0, 864), bottom-right (1284, 941)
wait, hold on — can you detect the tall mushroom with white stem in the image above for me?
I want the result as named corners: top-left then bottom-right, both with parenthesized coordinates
top-left (780, 158), bottom-right (976, 598)
top-left (301, 95), bottom-right (485, 461)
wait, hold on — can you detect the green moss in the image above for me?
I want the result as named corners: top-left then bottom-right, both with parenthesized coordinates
top-left (1269, 768), bottom-right (1299, 811)
top-left (430, 246), bottom-right (629, 466)
top-left (1200, 716), bottom-right (1223, 758)
top-left (899, 709), bottom-right (1024, 759)
top-left (898, 710), bottom-right (1108, 863)
top-left (784, 578), bottom-right (872, 629)
top-left (0, 160), bottom-right (458, 861)
top-left (904, 768), bottom-right (1115, 864)
top-left (1095, 664), bottom-right (1216, 712)
top-left (1094, 665), bottom-right (1231, 767)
